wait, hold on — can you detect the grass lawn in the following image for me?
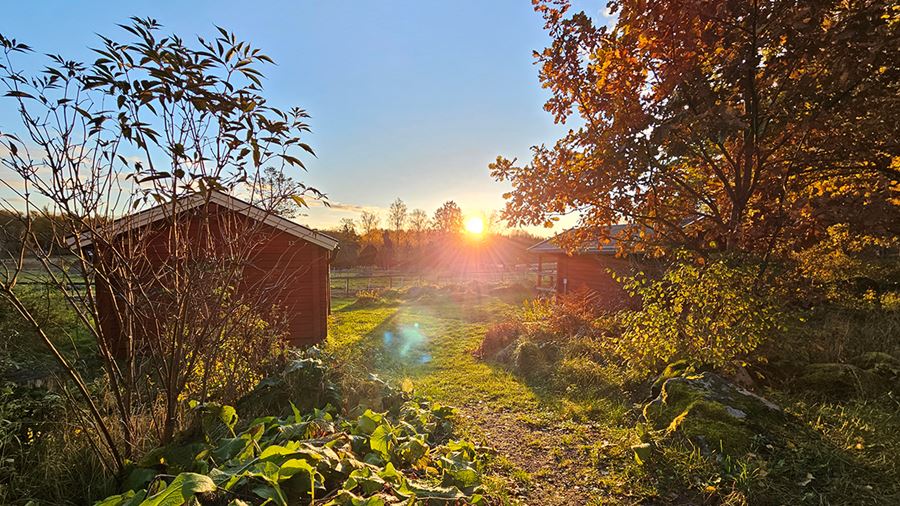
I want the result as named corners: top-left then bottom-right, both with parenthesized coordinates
top-left (326, 291), bottom-right (900, 505)
top-left (326, 292), bottom-right (650, 505)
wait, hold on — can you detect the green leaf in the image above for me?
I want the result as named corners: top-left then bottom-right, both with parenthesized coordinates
top-left (369, 424), bottom-right (394, 457)
top-left (259, 444), bottom-right (297, 462)
top-left (355, 410), bottom-right (383, 435)
top-left (397, 437), bottom-right (428, 464)
top-left (343, 467), bottom-right (385, 495)
top-left (278, 458), bottom-right (314, 481)
top-left (141, 473), bottom-right (216, 506)
top-left (405, 480), bottom-right (467, 500)
top-left (279, 458), bottom-right (316, 502)
top-left (211, 437), bottom-right (249, 463)
top-left (289, 400), bottom-right (303, 423)
top-left (93, 489), bottom-right (145, 506)
top-left (251, 483), bottom-right (287, 506)
top-left (121, 467), bottom-right (157, 492)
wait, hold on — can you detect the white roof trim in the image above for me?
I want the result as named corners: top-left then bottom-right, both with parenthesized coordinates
top-left (528, 225), bottom-right (627, 255)
top-left (67, 190), bottom-right (339, 251)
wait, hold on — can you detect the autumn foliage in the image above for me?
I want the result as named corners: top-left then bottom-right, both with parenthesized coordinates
top-left (492, 0), bottom-right (899, 257)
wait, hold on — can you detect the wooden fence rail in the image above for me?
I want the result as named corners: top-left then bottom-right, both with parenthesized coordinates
top-left (330, 269), bottom-right (556, 297)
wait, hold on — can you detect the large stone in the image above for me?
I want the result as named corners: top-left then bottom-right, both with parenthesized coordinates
top-left (794, 352), bottom-right (900, 397)
top-left (643, 367), bottom-right (782, 455)
top-left (850, 352), bottom-right (900, 378)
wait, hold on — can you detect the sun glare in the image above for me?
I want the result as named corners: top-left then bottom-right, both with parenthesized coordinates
top-left (464, 216), bottom-right (485, 235)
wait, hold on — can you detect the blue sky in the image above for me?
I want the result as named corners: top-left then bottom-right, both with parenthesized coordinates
top-left (0, 1), bottom-right (605, 233)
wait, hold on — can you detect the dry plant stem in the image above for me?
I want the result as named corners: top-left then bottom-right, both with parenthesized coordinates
top-left (0, 286), bottom-right (124, 473)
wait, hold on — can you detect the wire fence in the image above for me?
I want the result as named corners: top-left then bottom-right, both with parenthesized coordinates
top-left (7, 266), bottom-right (558, 296)
top-left (330, 267), bottom-right (555, 297)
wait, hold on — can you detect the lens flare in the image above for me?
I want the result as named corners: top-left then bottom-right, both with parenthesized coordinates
top-left (464, 216), bottom-right (484, 235)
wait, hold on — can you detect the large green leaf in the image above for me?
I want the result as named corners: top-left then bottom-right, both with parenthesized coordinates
top-left (369, 424), bottom-right (394, 457)
top-left (356, 410), bottom-right (384, 435)
top-left (279, 458), bottom-right (314, 481)
top-left (141, 473), bottom-right (216, 506)
top-left (343, 467), bottom-right (385, 495)
top-left (93, 490), bottom-right (145, 506)
top-left (121, 468), bottom-right (158, 492)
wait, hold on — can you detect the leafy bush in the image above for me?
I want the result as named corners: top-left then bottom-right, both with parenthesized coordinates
top-left (353, 289), bottom-right (386, 307)
top-left (616, 255), bottom-right (786, 370)
top-left (512, 340), bottom-right (548, 379)
top-left (236, 350), bottom-right (342, 418)
top-left (793, 224), bottom-right (899, 306)
top-left (520, 290), bottom-right (604, 338)
top-left (96, 397), bottom-right (488, 506)
top-left (476, 321), bottom-right (522, 357)
top-left (185, 302), bottom-right (290, 405)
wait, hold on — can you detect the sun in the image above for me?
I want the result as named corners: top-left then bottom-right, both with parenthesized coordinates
top-left (464, 216), bottom-right (485, 235)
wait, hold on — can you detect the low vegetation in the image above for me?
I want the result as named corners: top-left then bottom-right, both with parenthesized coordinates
top-left (473, 271), bottom-right (900, 504)
top-left (95, 365), bottom-right (489, 505)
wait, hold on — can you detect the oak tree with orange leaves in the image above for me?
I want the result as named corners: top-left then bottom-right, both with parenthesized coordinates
top-left (492, 0), bottom-right (899, 256)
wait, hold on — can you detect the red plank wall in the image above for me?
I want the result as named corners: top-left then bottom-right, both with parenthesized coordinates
top-left (95, 202), bottom-right (331, 349)
top-left (554, 254), bottom-right (636, 310)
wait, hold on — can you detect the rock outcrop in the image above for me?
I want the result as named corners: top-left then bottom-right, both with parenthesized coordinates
top-left (643, 361), bottom-right (783, 455)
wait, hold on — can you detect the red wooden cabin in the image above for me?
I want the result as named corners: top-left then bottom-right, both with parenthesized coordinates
top-left (68, 191), bottom-right (338, 346)
top-left (529, 225), bottom-right (639, 309)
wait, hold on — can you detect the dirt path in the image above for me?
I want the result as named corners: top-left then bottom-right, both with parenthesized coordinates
top-left (329, 297), bottom-right (640, 504)
top-left (460, 405), bottom-right (609, 505)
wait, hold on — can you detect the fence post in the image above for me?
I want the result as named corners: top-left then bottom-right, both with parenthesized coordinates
top-left (345, 277), bottom-right (350, 296)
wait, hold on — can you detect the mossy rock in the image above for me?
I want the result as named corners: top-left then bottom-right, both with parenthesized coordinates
top-left (649, 360), bottom-right (698, 397)
top-left (643, 369), bottom-right (783, 455)
top-left (795, 362), bottom-right (883, 397)
top-left (850, 352), bottom-right (900, 378)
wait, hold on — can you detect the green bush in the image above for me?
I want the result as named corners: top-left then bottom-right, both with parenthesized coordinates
top-left (553, 356), bottom-right (623, 398)
top-left (616, 254), bottom-right (786, 370)
top-left (513, 340), bottom-right (548, 378)
top-left (477, 321), bottom-right (522, 357)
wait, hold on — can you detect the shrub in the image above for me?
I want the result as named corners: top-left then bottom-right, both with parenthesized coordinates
top-left (616, 254), bottom-right (786, 371)
top-left (183, 302), bottom-right (289, 405)
top-left (521, 289), bottom-right (606, 339)
top-left (477, 321), bottom-right (523, 357)
top-left (793, 224), bottom-right (899, 307)
top-left (513, 340), bottom-right (548, 378)
top-left (354, 289), bottom-right (384, 306)
top-left (553, 356), bottom-right (623, 398)
top-left (94, 396), bottom-right (488, 505)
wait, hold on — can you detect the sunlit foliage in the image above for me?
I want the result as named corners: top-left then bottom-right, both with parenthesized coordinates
top-left (492, 0), bottom-right (899, 255)
top-left (617, 254), bottom-right (786, 369)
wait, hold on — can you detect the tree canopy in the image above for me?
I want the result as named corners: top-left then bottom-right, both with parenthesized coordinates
top-left (433, 200), bottom-right (464, 234)
top-left (492, 0), bottom-right (899, 256)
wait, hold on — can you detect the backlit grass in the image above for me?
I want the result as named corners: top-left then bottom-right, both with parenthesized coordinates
top-left (327, 291), bottom-right (900, 505)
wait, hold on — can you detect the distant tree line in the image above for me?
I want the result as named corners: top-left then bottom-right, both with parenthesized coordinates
top-left (0, 211), bottom-right (68, 256)
top-left (321, 198), bottom-right (539, 271)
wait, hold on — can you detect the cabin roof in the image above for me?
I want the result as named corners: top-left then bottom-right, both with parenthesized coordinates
top-left (66, 190), bottom-right (339, 251)
top-left (527, 224), bottom-right (630, 255)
